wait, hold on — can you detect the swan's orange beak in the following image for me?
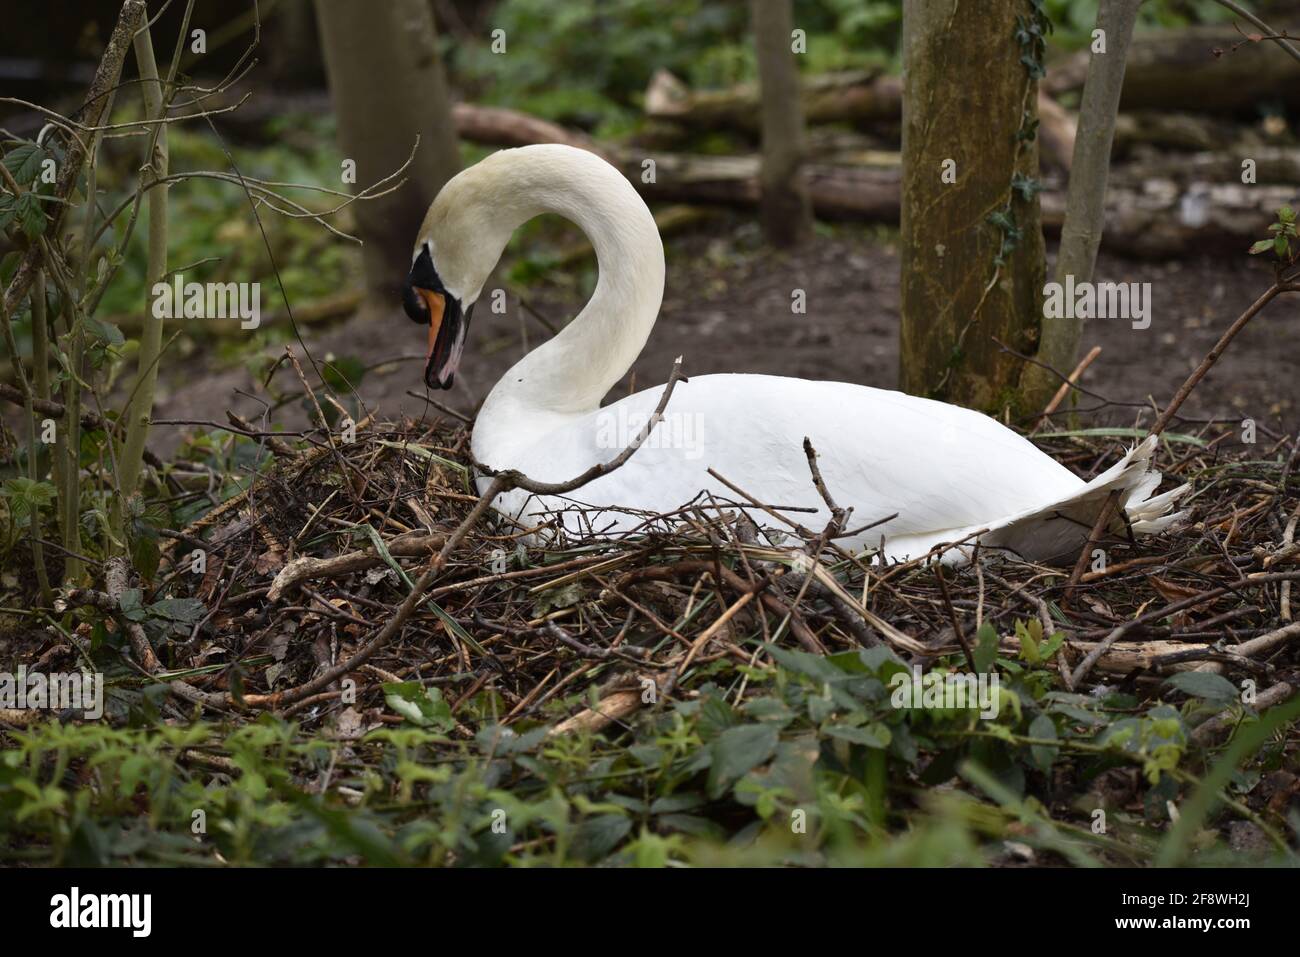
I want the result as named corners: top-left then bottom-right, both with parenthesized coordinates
top-left (420, 287), bottom-right (445, 367)
top-left (412, 286), bottom-right (471, 390)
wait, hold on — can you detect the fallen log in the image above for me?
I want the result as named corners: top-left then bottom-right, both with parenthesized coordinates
top-left (642, 69), bottom-right (1074, 170)
top-left (450, 102), bottom-right (613, 162)
top-left (1122, 145), bottom-right (1300, 186)
top-left (1041, 178), bottom-right (1300, 258)
top-left (1112, 111), bottom-right (1240, 155)
top-left (1045, 24), bottom-right (1300, 113)
top-left (442, 103), bottom-right (1292, 257)
top-left (645, 67), bottom-right (902, 130)
top-left (617, 150), bottom-right (901, 221)
top-left (617, 147), bottom-right (1294, 257)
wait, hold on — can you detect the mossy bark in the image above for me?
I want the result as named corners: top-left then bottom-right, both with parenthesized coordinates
top-left (315, 0), bottom-right (462, 301)
top-left (899, 0), bottom-right (1047, 414)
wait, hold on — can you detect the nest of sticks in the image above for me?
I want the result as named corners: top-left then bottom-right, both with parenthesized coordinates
top-left (88, 399), bottom-right (1298, 737)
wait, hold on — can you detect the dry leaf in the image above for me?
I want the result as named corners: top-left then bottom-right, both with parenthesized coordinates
top-left (254, 547), bottom-right (286, 576)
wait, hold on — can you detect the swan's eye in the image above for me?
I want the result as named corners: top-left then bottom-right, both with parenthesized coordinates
top-left (402, 283), bottom-right (430, 323)
top-left (404, 244), bottom-right (445, 324)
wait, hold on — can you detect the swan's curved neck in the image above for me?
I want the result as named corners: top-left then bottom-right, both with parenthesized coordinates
top-left (474, 149), bottom-right (665, 456)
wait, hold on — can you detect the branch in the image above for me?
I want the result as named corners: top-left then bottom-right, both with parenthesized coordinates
top-left (1026, 0), bottom-right (1139, 406)
top-left (1150, 280), bottom-right (1295, 435)
top-left (1212, 0), bottom-right (1300, 65)
top-left (475, 357), bottom-right (687, 495)
top-left (1, 0), bottom-right (145, 321)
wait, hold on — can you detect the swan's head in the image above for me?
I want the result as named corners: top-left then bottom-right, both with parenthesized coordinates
top-left (403, 239), bottom-right (477, 390)
top-left (404, 157), bottom-right (523, 390)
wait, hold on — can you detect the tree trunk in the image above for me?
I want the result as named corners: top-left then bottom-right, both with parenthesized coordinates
top-left (899, 1), bottom-right (1047, 411)
top-left (750, 0), bottom-right (812, 247)
top-left (1024, 0), bottom-right (1139, 407)
top-left (314, 0), bottom-right (461, 301)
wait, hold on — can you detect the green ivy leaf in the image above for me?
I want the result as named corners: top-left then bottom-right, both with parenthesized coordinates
top-left (707, 723), bottom-right (778, 798)
top-left (1165, 671), bottom-right (1238, 703)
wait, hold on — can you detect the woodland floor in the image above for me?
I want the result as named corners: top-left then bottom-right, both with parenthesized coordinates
top-left (143, 218), bottom-right (1299, 454)
top-left (5, 217), bottom-right (1299, 868)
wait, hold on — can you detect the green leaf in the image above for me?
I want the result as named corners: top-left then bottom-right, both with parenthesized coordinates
top-left (1248, 239), bottom-right (1274, 255)
top-left (2, 142), bottom-right (46, 185)
top-left (1016, 619), bottom-right (1041, 665)
top-left (131, 536), bottom-right (161, 584)
top-left (973, 621), bottom-right (999, 673)
top-left (147, 597), bottom-right (207, 624)
top-left (117, 588), bottom-right (146, 622)
top-left (82, 314), bottom-right (125, 347)
top-left (0, 477), bottom-right (57, 520)
top-left (570, 813), bottom-right (631, 863)
top-left (826, 722), bottom-right (891, 749)
top-left (707, 723), bottom-right (778, 798)
top-left (1039, 631), bottom-right (1066, 662)
top-left (1165, 671), bottom-right (1238, 703)
top-left (1028, 713), bottom-right (1059, 771)
top-left (15, 192), bottom-right (45, 238)
top-left (382, 681), bottom-right (454, 730)
top-left (766, 643), bottom-right (850, 683)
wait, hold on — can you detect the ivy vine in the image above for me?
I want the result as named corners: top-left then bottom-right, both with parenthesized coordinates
top-left (987, 0), bottom-right (1052, 267)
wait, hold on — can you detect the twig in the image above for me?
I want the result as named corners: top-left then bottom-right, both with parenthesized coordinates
top-left (105, 556), bottom-right (160, 672)
top-left (1063, 489), bottom-right (1120, 603)
top-left (1150, 281), bottom-right (1298, 436)
top-left (1035, 345), bottom-right (1102, 431)
top-left (476, 357), bottom-right (685, 495)
top-left (1190, 681), bottom-right (1295, 745)
top-left (933, 563), bottom-right (976, 671)
top-left (1211, 0), bottom-right (1300, 65)
top-left (1, 0), bottom-right (145, 320)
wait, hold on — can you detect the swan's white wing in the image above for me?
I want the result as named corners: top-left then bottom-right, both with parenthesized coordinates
top-left (478, 374), bottom-right (1109, 553)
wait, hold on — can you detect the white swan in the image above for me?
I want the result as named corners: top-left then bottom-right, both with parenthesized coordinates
top-left (403, 144), bottom-right (1186, 563)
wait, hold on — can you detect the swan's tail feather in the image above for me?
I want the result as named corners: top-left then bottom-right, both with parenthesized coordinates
top-left (1128, 482), bottom-right (1191, 533)
top-left (886, 434), bottom-right (1190, 566)
top-left (981, 434), bottom-right (1189, 564)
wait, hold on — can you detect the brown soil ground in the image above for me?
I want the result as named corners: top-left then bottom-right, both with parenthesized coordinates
top-left (92, 217), bottom-right (1300, 453)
